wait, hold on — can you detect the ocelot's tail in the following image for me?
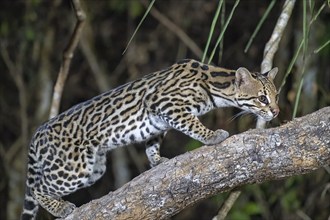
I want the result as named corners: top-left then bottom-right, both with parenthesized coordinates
top-left (21, 186), bottom-right (39, 220)
top-left (21, 142), bottom-right (40, 220)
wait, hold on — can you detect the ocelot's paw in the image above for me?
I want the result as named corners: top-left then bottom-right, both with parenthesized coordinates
top-left (205, 129), bottom-right (229, 145)
top-left (57, 201), bottom-right (76, 218)
top-left (150, 156), bottom-right (169, 168)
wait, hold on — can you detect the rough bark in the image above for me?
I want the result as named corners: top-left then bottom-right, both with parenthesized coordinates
top-left (63, 107), bottom-right (330, 220)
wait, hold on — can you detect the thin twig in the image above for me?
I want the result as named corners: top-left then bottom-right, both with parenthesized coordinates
top-left (36, 1), bottom-right (61, 121)
top-left (244, 0), bottom-right (276, 53)
top-left (202, 0), bottom-right (223, 63)
top-left (261, 0), bottom-right (296, 73)
top-left (208, 0), bottom-right (240, 64)
top-left (140, 0), bottom-right (203, 58)
top-left (0, 43), bottom-right (29, 161)
top-left (278, 1), bottom-right (327, 94)
top-left (123, 0), bottom-right (156, 55)
top-left (257, 0), bottom-right (296, 129)
top-left (80, 23), bottom-right (109, 92)
top-left (314, 39), bottom-right (330, 54)
top-left (49, 0), bottom-right (86, 118)
top-left (213, 191), bottom-right (241, 220)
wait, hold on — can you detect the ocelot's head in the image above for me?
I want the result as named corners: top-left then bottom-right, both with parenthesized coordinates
top-left (234, 67), bottom-right (279, 121)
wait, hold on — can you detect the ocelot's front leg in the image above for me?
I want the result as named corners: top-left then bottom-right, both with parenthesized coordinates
top-left (145, 133), bottom-right (169, 167)
top-left (161, 112), bottom-right (229, 145)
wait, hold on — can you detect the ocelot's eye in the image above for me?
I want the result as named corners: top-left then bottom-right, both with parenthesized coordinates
top-left (258, 95), bottom-right (268, 104)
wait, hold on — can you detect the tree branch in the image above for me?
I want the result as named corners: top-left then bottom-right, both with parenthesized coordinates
top-left (63, 107), bottom-right (330, 220)
top-left (261, 0), bottom-right (296, 73)
top-left (257, 0), bottom-right (296, 129)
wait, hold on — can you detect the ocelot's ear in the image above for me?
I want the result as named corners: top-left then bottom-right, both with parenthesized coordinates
top-left (263, 67), bottom-right (278, 80)
top-left (235, 67), bottom-right (254, 87)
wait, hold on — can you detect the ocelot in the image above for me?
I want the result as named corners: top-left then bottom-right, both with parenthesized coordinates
top-left (21, 59), bottom-right (279, 219)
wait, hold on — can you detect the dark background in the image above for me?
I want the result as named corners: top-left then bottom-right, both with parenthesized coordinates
top-left (0, 0), bottom-right (329, 219)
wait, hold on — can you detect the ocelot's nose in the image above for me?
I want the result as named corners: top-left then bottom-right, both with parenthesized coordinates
top-left (271, 108), bottom-right (280, 117)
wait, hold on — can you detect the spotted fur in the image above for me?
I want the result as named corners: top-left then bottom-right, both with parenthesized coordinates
top-left (21, 59), bottom-right (279, 219)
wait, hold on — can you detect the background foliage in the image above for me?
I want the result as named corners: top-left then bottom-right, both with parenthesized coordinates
top-left (0, 0), bottom-right (329, 219)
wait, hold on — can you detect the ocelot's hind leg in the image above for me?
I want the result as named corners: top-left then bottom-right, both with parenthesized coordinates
top-left (31, 188), bottom-right (76, 218)
top-left (145, 132), bottom-right (169, 167)
top-left (86, 150), bottom-right (107, 186)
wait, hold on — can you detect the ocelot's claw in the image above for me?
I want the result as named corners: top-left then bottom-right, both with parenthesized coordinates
top-left (150, 157), bottom-right (169, 167)
top-left (205, 129), bottom-right (229, 145)
top-left (57, 201), bottom-right (76, 218)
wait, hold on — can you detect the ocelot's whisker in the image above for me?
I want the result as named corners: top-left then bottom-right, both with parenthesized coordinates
top-left (229, 110), bottom-right (250, 122)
